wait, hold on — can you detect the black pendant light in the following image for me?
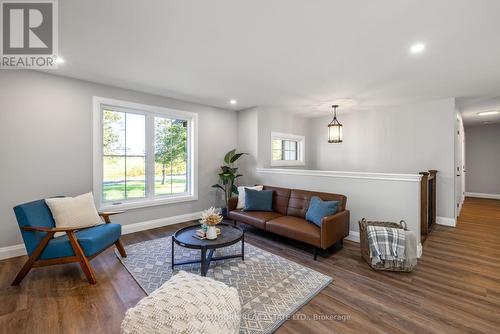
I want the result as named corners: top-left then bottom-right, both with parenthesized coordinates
top-left (328, 105), bottom-right (343, 143)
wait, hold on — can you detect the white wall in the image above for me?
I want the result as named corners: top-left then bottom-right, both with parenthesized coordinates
top-left (256, 107), bottom-right (311, 169)
top-left (465, 124), bottom-right (500, 196)
top-left (307, 99), bottom-right (457, 219)
top-left (0, 71), bottom-right (237, 248)
top-left (236, 107), bottom-right (259, 185)
top-left (254, 168), bottom-right (422, 251)
top-left (235, 106), bottom-right (312, 184)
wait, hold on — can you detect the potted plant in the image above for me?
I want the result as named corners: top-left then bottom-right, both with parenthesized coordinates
top-left (212, 149), bottom-right (246, 217)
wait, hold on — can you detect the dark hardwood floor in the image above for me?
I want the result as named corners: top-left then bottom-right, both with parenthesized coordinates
top-left (0, 197), bottom-right (499, 333)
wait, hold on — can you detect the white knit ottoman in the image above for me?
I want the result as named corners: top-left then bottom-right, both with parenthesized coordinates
top-left (121, 271), bottom-right (241, 334)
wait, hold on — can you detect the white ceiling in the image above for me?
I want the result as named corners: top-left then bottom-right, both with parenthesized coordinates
top-left (457, 96), bottom-right (500, 126)
top-left (54, 0), bottom-right (500, 116)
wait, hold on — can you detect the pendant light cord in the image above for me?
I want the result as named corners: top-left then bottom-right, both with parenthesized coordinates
top-left (332, 105), bottom-right (339, 122)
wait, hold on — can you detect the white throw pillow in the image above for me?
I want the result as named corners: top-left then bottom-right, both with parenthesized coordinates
top-left (236, 185), bottom-right (263, 209)
top-left (45, 192), bottom-right (102, 237)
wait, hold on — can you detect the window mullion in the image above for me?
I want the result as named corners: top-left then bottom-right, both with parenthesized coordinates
top-left (146, 114), bottom-right (155, 200)
top-left (186, 120), bottom-right (192, 195)
top-left (281, 140), bottom-right (285, 161)
top-left (297, 141), bottom-right (300, 161)
top-left (124, 113), bottom-right (127, 200)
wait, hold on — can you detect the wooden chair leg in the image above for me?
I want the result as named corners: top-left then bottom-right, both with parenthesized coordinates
top-left (67, 232), bottom-right (96, 284)
top-left (103, 215), bottom-right (127, 258)
top-left (115, 240), bottom-right (127, 258)
top-left (313, 247), bottom-right (318, 261)
top-left (12, 232), bottom-right (54, 286)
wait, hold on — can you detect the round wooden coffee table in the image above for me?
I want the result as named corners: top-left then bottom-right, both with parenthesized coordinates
top-left (171, 223), bottom-right (244, 276)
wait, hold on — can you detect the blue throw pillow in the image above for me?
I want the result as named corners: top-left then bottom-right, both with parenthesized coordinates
top-left (244, 188), bottom-right (273, 212)
top-left (305, 196), bottom-right (339, 227)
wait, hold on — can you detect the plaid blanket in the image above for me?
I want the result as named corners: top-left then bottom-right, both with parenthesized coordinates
top-left (367, 225), bottom-right (406, 265)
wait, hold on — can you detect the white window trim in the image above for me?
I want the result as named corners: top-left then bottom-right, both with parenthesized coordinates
top-left (92, 96), bottom-right (198, 211)
top-left (270, 131), bottom-right (305, 167)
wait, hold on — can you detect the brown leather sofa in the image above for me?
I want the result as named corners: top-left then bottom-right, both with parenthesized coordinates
top-left (227, 185), bottom-right (350, 259)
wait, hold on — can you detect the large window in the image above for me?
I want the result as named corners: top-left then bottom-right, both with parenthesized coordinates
top-left (93, 97), bottom-right (198, 210)
top-left (270, 132), bottom-right (305, 167)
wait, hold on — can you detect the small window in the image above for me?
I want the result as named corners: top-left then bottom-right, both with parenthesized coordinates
top-left (270, 132), bottom-right (305, 167)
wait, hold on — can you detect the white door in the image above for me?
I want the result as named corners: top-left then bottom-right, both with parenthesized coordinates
top-left (455, 116), bottom-right (465, 217)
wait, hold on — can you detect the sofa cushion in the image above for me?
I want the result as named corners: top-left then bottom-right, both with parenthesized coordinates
top-left (228, 210), bottom-right (282, 230)
top-left (305, 196), bottom-right (339, 227)
top-left (263, 186), bottom-right (291, 215)
top-left (244, 189), bottom-right (273, 211)
top-left (288, 189), bottom-right (347, 218)
top-left (236, 185), bottom-right (263, 209)
top-left (267, 216), bottom-right (321, 247)
top-left (39, 223), bottom-right (122, 260)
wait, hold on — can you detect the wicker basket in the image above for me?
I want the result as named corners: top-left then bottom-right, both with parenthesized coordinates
top-left (359, 218), bottom-right (415, 272)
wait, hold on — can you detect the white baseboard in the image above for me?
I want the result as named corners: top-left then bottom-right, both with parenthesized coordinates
top-left (465, 192), bottom-right (500, 200)
top-left (0, 211), bottom-right (204, 261)
top-left (436, 216), bottom-right (456, 227)
top-left (0, 244), bottom-right (27, 260)
top-left (345, 230), bottom-right (360, 243)
top-left (121, 211), bottom-right (203, 235)
top-left (345, 230), bottom-right (422, 258)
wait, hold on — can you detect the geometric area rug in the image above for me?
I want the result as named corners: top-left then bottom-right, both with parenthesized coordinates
top-left (117, 236), bottom-right (333, 334)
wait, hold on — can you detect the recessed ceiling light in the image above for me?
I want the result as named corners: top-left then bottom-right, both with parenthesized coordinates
top-left (229, 99), bottom-right (237, 105)
top-left (54, 56), bottom-right (65, 64)
top-left (477, 111), bottom-right (499, 116)
top-left (410, 43), bottom-right (425, 54)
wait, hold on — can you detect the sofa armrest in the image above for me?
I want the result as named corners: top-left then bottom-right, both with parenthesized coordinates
top-left (320, 210), bottom-right (350, 249)
top-left (228, 196), bottom-right (239, 212)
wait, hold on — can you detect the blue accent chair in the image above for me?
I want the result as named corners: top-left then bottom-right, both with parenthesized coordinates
top-left (12, 199), bottom-right (127, 285)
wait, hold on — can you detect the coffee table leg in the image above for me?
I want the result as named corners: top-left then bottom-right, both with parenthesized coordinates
top-left (200, 247), bottom-right (207, 276)
top-left (242, 235), bottom-right (245, 261)
top-left (171, 236), bottom-right (174, 270)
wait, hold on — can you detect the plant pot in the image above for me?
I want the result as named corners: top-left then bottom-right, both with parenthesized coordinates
top-left (221, 207), bottom-right (228, 218)
top-left (206, 226), bottom-right (217, 240)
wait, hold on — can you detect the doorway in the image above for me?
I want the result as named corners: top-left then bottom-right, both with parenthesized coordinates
top-left (457, 95), bottom-right (500, 204)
